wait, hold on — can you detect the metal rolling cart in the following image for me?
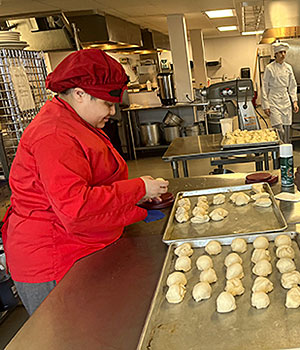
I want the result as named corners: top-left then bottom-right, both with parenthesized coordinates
top-left (0, 48), bottom-right (50, 179)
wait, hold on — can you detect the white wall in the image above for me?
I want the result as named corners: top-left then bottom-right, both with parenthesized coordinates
top-left (204, 36), bottom-right (259, 84)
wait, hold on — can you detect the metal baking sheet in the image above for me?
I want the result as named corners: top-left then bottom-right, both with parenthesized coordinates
top-left (162, 183), bottom-right (287, 245)
top-left (221, 128), bottom-right (280, 149)
top-left (138, 232), bottom-right (300, 350)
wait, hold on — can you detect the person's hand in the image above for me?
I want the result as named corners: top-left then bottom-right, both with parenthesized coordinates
top-left (293, 101), bottom-right (299, 113)
top-left (264, 109), bottom-right (271, 117)
top-left (140, 176), bottom-right (169, 200)
top-left (295, 168), bottom-right (300, 190)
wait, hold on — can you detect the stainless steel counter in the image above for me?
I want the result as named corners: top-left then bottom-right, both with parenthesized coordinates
top-left (162, 134), bottom-right (280, 178)
top-left (4, 174), bottom-right (300, 350)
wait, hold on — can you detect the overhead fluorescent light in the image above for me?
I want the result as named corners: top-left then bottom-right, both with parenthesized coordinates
top-left (217, 26), bottom-right (238, 32)
top-left (205, 9), bottom-right (235, 18)
top-left (242, 30), bottom-right (264, 35)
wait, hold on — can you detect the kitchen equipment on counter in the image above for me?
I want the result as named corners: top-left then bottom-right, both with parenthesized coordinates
top-left (139, 122), bottom-right (161, 146)
top-left (162, 125), bottom-right (181, 144)
top-left (162, 111), bottom-right (184, 126)
top-left (157, 72), bottom-right (176, 106)
top-left (184, 123), bottom-right (200, 137)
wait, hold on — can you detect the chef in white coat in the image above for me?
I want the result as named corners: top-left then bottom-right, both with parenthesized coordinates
top-left (261, 42), bottom-right (299, 143)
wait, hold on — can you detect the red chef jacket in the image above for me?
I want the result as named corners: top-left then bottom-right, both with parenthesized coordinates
top-left (2, 97), bottom-right (147, 283)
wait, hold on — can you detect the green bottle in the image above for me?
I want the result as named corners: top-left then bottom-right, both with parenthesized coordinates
top-left (280, 144), bottom-right (294, 187)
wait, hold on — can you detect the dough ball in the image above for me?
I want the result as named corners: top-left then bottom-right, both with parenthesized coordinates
top-left (209, 208), bottom-right (228, 222)
top-left (197, 196), bottom-right (208, 204)
top-left (252, 183), bottom-right (264, 193)
top-left (276, 245), bottom-right (295, 259)
top-left (275, 235), bottom-right (292, 247)
top-left (252, 277), bottom-right (273, 293)
top-left (251, 249), bottom-right (271, 264)
top-left (229, 192), bottom-right (239, 202)
top-left (225, 278), bottom-right (245, 296)
top-left (191, 214), bottom-right (210, 224)
top-left (200, 268), bottom-right (217, 284)
top-left (251, 192), bottom-right (270, 201)
top-left (196, 255), bottom-right (213, 271)
top-left (213, 194), bottom-right (226, 205)
top-left (254, 197), bottom-right (272, 207)
top-left (197, 201), bottom-right (209, 211)
top-left (192, 206), bottom-right (207, 217)
top-left (175, 256), bottom-right (191, 272)
top-left (166, 283), bottom-right (186, 304)
top-left (205, 240), bottom-right (222, 255)
top-left (192, 282), bottom-right (212, 302)
top-left (252, 259), bottom-right (272, 277)
top-left (155, 177), bottom-right (165, 181)
top-left (174, 243), bottom-right (193, 257)
top-left (281, 271), bottom-right (300, 289)
top-left (286, 286), bottom-right (300, 308)
top-left (231, 238), bottom-right (247, 253)
top-left (235, 193), bottom-right (250, 206)
top-left (176, 206), bottom-right (187, 216)
top-left (253, 236), bottom-right (269, 249)
top-left (175, 211), bottom-right (189, 223)
top-left (226, 263), bottom-right (244, 280)
top-left (216, 291), bottom-right (236, 313)
top-left (224, 253), bottom-right (243, 267)
top-left (251, 292), bottom-right (270, 309)
top-left (276, 258), bottom-right (296, 274)
top-left (177, 198), bottom-right (191, 208)
top-left (167, 271), bottom-right (187, 287)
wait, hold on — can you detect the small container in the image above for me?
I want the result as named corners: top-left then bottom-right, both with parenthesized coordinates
top-left (146, 80), bottom-right (152, 92)
top-left (280, 144), bottom-right (294, 187)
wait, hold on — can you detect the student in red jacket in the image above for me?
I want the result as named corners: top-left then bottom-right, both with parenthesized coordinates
top-left (2, 49), bottom-right (168, 315)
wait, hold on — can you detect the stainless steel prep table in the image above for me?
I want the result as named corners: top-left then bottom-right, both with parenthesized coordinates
top-left (3, 173), bottom-right (300, 350)
top-left (162, 134), bottom-right (280, 178)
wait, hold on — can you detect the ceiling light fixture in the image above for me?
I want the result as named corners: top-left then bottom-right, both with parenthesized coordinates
top-left (205, 9), bottom-right (235, 18)
top-left (242, 30), bottom-right (264, 35)
top-left (217, 26), bottom-right (238, 32)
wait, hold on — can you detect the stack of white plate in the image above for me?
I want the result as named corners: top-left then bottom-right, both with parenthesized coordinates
top-left (0, 31), bottom-right (28, 50)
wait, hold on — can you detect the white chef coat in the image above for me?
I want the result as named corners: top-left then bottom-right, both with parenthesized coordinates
top-left (261, 61), bottom-right (297, 126)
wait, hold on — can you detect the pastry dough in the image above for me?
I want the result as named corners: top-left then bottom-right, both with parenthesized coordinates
top-left (175, 211), bottom-right (189, 223)
top-left (174, 243), bottom-right (193, 257)
top-left (155, 177), bottom-right (165, 181)
top-left (224, 253), bottom-right (243, 267)
top-left (196, 255), bottom-right (213, 271)
top-left (205, 240), bottom-right (222, 255)
top-left (231, 238), bottom-right (247, 253)
top-left (191, 215), bottom-right (210, 224)
top-left (230, 192), bottom-right (250, 206)
top-left (251, 249), bottom-right (271, 263)
top-left (192, 281), bottom-right (212, 302)
top-left (276, 258), bottom-right (296, 274)
top-left (286, 286), bottom-right (300, 308)
top-left (166, 283), bottom-right (186, 303)
top-left (252, 259), bottom-right (272, 277)
top-left (166, 271), bottom-right (187, 287)
top-left (176, 206), bottom-right (187, 216)
top-left (216, 292), bottom-right (236, 313)
top-left (251, 192), bottom-right (270, 201)
top-left (209, 208), bottom-right (228, 221)
top-left (275, 235), bottom-right (292, 247)
top-left (192, 206), bottom-right (207, 217)
top-left (200, 268), bottom-right (217, 284)
top-left (196, 201), bottom-right (209, 211)
top-left (177, 198), bottom-right (191, 208)
top-left (252, 276), bottom-right (273, 293)
top-left (226, 263), bottom-right (244, 280)
top-left (254, 197), bottom-right (272, 207)
top-left (252, 183), bottom-right (264, 194)
top-left (213, 194), bottom-right (226, 205)
top-left (281, 271), bottom-right (300, 289)
top-left (276, 245), bottom-right (295, 259)
top-left (175, 256), bottom-right (191, 272)
top-left (253, 236), bottom-right (269, 249)
top-left (251, 292), bottom-right (270, 309)
top-left (225, 278), bottom-right (245, 296)
top-left (198, 196), bottom-right (208, 203)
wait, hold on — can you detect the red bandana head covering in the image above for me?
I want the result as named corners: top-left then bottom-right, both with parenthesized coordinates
top-left (46, 49), bottom-right (129, 103)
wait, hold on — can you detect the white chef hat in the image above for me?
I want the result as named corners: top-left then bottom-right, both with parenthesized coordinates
top-left (272, 42), bottom-right (290, 54)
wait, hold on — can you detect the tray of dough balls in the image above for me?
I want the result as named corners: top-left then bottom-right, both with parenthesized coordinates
top-left (221, 128), bottom-right (280, 149)
top-left (162, 182), bottom-right (287, 245)
top-left (137, 233), bottom-right (300, 350)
